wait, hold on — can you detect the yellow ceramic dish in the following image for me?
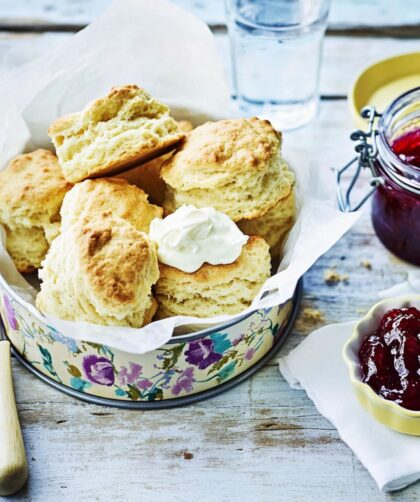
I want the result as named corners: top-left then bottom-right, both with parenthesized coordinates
top-left (343, 295), bottom-right (420, 436)
top-left (350, 52), bottom-right (420, 129)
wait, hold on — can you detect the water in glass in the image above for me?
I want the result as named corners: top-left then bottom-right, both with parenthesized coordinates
top-left (226, 0), bottom-right (330, 129)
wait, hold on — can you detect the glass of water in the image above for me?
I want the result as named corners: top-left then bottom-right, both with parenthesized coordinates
top-left (225, 0), bottom-right (330, 129)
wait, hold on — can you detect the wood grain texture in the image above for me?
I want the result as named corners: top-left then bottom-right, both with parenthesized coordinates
top-left (8, 350), bottom-right (420, 502)
top-left (0, 32), bottom-right (418, 99)
top-left (0, 0), bottom-right (419, 35)
top-left (215, 34), bottom-right (420, 98)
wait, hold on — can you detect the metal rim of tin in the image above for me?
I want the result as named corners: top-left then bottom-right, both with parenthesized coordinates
top-left (0, 270), bottom-right (295, 344)
top-left (1, 279), bottom-right (302, 409)
top-left (335, 86), bottom-right (420, 212)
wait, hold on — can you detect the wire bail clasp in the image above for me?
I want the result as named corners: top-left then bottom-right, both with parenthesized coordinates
top-left (335, 106), bottom-right (385, 212)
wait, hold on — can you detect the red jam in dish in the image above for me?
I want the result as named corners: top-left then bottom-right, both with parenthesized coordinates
top-left (358, 307), bottom-right (420, 411)
top-left (371, 128), bottom-right (420, 266)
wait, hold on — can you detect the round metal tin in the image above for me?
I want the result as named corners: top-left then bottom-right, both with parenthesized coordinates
top-left (0, 279), bottom-right (302, 409)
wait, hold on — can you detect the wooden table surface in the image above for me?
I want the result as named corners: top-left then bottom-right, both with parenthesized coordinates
top-left (0, 1), bottom-right (419, 501)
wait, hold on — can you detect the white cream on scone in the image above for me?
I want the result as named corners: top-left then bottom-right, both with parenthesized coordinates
top-left (149, 205), bottom-right (248, 273)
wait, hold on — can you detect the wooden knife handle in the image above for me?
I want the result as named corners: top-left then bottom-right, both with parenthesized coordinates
top-left (0, 340), bottom-right (28, 495)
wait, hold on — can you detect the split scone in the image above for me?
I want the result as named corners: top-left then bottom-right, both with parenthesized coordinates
top-left (161, 117), bottom-right (294, 221)
top-left (117, 120), bottom-right (194, 205)
top-left (36, 213), bottom-right (159, 328)
top-left (48, 85), bottom-right (185, 183)
top-left (0, 149), bottom-right (72, 272)
top-left (155, 236), bottom-right (271, 319)
top-left (60, 178), bottom-right (163, 233)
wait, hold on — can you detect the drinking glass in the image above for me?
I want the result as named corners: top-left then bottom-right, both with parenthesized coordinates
top-left (225, 0), bottom-right (330, 129)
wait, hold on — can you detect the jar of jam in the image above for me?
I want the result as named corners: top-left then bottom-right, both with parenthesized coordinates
top-left (336, 87), bottom-right (420, 266)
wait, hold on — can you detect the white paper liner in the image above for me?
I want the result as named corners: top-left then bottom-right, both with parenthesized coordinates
top-left (0, 0), bottom-right (361, 354)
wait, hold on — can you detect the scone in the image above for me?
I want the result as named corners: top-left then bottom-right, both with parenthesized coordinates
top-left (161, 117), bottom-right (294, 221)
top-left (37, 213), bottom-right (159, 328)
top-left (49, 85), bottom-right (185, 183)
top-left (238, 184), bottom-right (296, 257)
top-left (60, 178), bottom-right (163, 233)
top-left (4, 226), bottom-right (49, 274)
top-left (0, 149), bottom-right (72, 272)
top-left (116, 154), bottom-right (169, 206)
top-left (155, 236), bottom-right (270, 319)
top-left (117, 120), bottom-right (194, 205)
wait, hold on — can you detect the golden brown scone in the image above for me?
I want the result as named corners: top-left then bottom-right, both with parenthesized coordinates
top-left (116, 154), bottom-right (169, 206)
top-left (116, 120), bottom-right (194, 205)
top-left (161, 117), bottom-right (294, 221)
top-left (0, 149), bottom-right (72, 272)
top-left (238, 185), bottom-right (296, 257)
top-left (49, 85), bottom-right (185, 183)
top-left (61, 178), bottom-right (163, 233)
top-left (155, 236), bottom-right (270, 319)
top-left (4, 226), bottom-right (49, 274)
top-left (37, 213), bottom-right (159, 328)
top-left (143, 297), bottom-right (158, 326)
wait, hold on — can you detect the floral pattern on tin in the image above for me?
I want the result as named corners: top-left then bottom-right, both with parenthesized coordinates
top-left (0, 284), bottom-right (290, 402)
top-left (82, 355), bottom-right (115, 386)
top-left (3, 294), bottom-right (18, 330)
top-left (171, 367), bottom-right (195, 396)
top-left (185, 339), bottom-right (223, 369)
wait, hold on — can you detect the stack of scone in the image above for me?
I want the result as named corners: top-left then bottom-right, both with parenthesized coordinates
top-left (0, 149), bottom-right (72, 272)
top-left (161, 118), bottom-right (295, 256)
top-left (0, 84), bottom-right (296, 329)
top-left (155, 235), bottom-right (271, 319)
top-left (36, 179), bottom-right (162, 327)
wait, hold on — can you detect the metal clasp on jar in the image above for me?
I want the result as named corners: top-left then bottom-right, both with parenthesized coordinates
top-left (335, 107), bottom-right (385, 212)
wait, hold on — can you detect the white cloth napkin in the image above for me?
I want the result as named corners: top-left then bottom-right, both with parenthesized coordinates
top-left (279, 320), bottom-right (420, 492)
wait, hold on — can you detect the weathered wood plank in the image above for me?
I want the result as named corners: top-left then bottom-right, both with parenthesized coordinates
top-left (176, 0), bottom-right (420, 32)
top-left (216, 33), bottom-right (420, 98)
top-left (0, 0), bottom-right (419, 35)
top-left (320, 36), bottom-right (419, 97)
top-left (0, 32), bottom-right (418, 100)
top-left (8, 360), bottom-right (420, 502)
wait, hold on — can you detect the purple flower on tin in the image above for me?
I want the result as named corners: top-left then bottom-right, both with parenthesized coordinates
top-left (244, 348), bottom-right (256, 361)
top-left (3, 295), bottom-right (18, 331)
top-left (118, 362), bottom-right (143, 386)
top-left (137, 379), bottom-right (152, 390)
top-left (118, 363), bottom-right (152, 390)
top-left (232, 334), bottom-right (244, 346)
top-left (172, 367), bottom-right (195, 396)
top-left (185, 339), bottom-right (222, 370)
top-left (82, 355), bottom-right (115, 386)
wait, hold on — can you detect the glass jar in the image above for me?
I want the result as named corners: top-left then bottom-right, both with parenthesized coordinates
top-left (336, 87), bottom-right (420, 266)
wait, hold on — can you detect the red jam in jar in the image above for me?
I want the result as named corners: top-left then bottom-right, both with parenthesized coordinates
top-left (359, 307), bottom-right (420, 411)
top-left (392, 129), bottom-right (420, 168)
top-left (370, 88), bottom-right (420, 266)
